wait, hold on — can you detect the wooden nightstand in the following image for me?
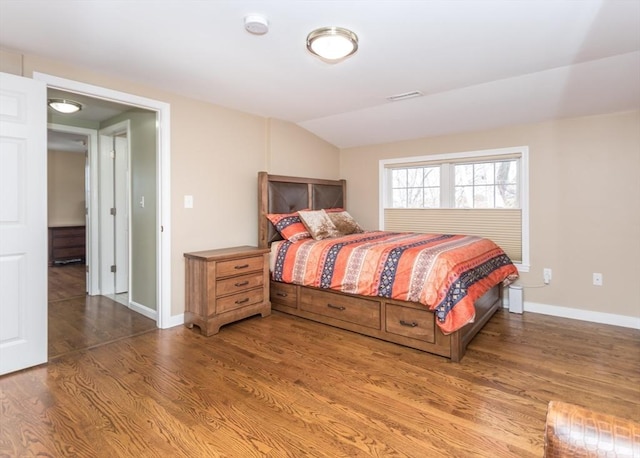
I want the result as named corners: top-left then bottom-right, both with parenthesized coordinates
top-left (184, 246), bottom-right (271, 336)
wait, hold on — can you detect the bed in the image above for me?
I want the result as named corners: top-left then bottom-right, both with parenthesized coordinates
top-left (258, 172), bottom-right (518, 361)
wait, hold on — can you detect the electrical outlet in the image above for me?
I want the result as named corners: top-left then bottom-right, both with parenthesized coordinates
top-left (543, 268), bottom-right (552, 285)
top-left (593, 273), bottom-right (603, 286)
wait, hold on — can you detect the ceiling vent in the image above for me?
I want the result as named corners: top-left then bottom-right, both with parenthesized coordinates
top-left (386, 91), bottom-right (424, 102)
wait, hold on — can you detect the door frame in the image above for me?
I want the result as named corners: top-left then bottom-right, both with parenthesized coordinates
top-left (48, 123), bottom-right (100, 296)
top-left (35, 72), bottom-right (174, 329)
top-left (98, 121), bottom-right (131, 298)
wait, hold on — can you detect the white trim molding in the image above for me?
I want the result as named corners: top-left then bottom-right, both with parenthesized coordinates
top-left (524, 301), bottom-right (640, 330)
top-left (164, 313), bottom-right (185, 329)
top-left (129, 301), bottom-right (157, 321)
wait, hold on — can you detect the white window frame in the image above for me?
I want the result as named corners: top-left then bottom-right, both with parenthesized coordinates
top-left (379, 146), bottom-right (530, 272)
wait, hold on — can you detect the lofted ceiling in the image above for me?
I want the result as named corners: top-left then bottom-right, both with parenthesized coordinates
top-left (1, 0), bottom-right (639, 149)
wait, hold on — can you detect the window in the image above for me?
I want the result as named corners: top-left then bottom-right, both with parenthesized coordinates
top-left (380, 147), bottom-right (529, 270)
top-left (454, 160), bottom-right (519, 209)
top-left (387, 159), bottom-right (520, 210)
top-left (391, 166), bottom-right (440, 208)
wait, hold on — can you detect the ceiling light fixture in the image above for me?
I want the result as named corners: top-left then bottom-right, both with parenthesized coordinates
top-left (48, 98), bottom-right (83, 114)
top-left (306, 26), bottom-right (358, 62)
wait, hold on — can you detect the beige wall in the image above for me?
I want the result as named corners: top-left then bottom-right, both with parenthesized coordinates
top-left (47, 149), bottom-right (85, 227)
top-left (268, 118), bottom-right (340, 179)
top-left (4, 48), bottom-right (339, 319)
top-left (15, 46), bottom-right (632, 325)
top-left (340, 111), bottom-right (640, 321)
top-left (0, 48), bottom-right (22, 75)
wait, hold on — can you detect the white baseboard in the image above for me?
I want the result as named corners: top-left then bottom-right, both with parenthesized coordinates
top-left (523, 301), bottom-right (640, 330)
top-left (162, 313), bottom-right (185, 329)
top-left (129, 301), bottom-right (157, 321)
top-left (127, 301), bottom-right (184, 329)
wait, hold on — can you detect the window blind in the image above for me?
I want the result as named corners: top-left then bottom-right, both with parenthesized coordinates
top-left (384, 208), bottom-right (522, 263)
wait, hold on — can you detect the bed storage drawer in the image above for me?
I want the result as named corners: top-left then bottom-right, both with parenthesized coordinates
top-left (300, 288), bottom-right (380, 329)
top-left (270, 281), bottom-right (298, 309)
top-left (385, 303), bottom-right (436, 343)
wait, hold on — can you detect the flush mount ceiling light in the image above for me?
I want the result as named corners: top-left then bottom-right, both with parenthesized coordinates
top-left (48, 98), bottom-right (82, 114)
top-left (306, 26), bottom-right (358, 62)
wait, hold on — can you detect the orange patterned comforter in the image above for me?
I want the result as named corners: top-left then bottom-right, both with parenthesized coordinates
top-left (271, 231), bottom-right (519, 333)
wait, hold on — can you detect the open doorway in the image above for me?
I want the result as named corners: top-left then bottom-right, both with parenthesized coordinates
top-left (40, 74), bottom-right (176, 362)
top-left (48, 89), bottom-right (158, 310)
top-left (35, 72), bottom-right (173, 359)
top-left (44, 82), bottom-right (168, 357)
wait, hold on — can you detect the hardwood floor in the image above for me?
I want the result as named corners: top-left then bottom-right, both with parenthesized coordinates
top-left (47, 264), bottom-right (157, 359)
top-left (1, 308), bottom-right (638, 457)
top-left (48, 263), bottom-right (86, 302)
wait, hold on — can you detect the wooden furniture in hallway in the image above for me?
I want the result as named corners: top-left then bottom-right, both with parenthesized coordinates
top-left (48, 225), bottom-right (85, 265)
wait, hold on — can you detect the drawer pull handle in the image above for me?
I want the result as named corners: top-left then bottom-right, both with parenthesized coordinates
top-left (327, 303), bottom-right (346, 311)
top-left (276, 292), bottom-right (288, 297)
top-left (399, 320), bottom-right (418, 328)
top-left (234, 281), bottom-right (249, 287)
top-left (234, 264), bottom-right (250, 270)
top-left (235, 298), bottom-right (250, 305)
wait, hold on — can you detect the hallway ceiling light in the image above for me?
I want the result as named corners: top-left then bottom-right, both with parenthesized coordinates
top-left (306, 27), bottom-right (358, 62)
top-left (48, 98), bottom-right (82, 114)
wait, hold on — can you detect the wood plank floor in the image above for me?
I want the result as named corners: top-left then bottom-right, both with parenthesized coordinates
top-left (48, 264), bottom-right (157, 359)
top-left (1, 308), bottom-right (638, 457)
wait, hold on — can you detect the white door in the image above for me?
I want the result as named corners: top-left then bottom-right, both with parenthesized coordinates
top-left (0, 72), bottom-right (47, 375)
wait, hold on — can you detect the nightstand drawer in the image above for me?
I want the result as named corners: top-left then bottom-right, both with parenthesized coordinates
top-left (216, 255), bottom-right (264, 278)
top-left (217, 272), bottom-right (264, 297)
top-left (216, 288), bottom-right (265, 314)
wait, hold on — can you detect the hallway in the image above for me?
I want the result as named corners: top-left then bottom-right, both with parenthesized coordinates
top-left (48, 264), bottom-right (156, 359)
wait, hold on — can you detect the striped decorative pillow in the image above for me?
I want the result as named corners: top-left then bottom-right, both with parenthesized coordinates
top-left (266, 211), bottom-right (311, 242)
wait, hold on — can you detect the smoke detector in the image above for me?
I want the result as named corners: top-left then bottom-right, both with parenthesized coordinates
top-left (245, 15), bottom-right (269, 35)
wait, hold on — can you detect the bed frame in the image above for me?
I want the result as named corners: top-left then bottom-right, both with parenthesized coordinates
top-left (258, 172), bottom-right (502, 362)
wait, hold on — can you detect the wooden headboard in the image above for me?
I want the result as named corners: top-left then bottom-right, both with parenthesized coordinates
top-left (258, 172), bottom-right (346, 248)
